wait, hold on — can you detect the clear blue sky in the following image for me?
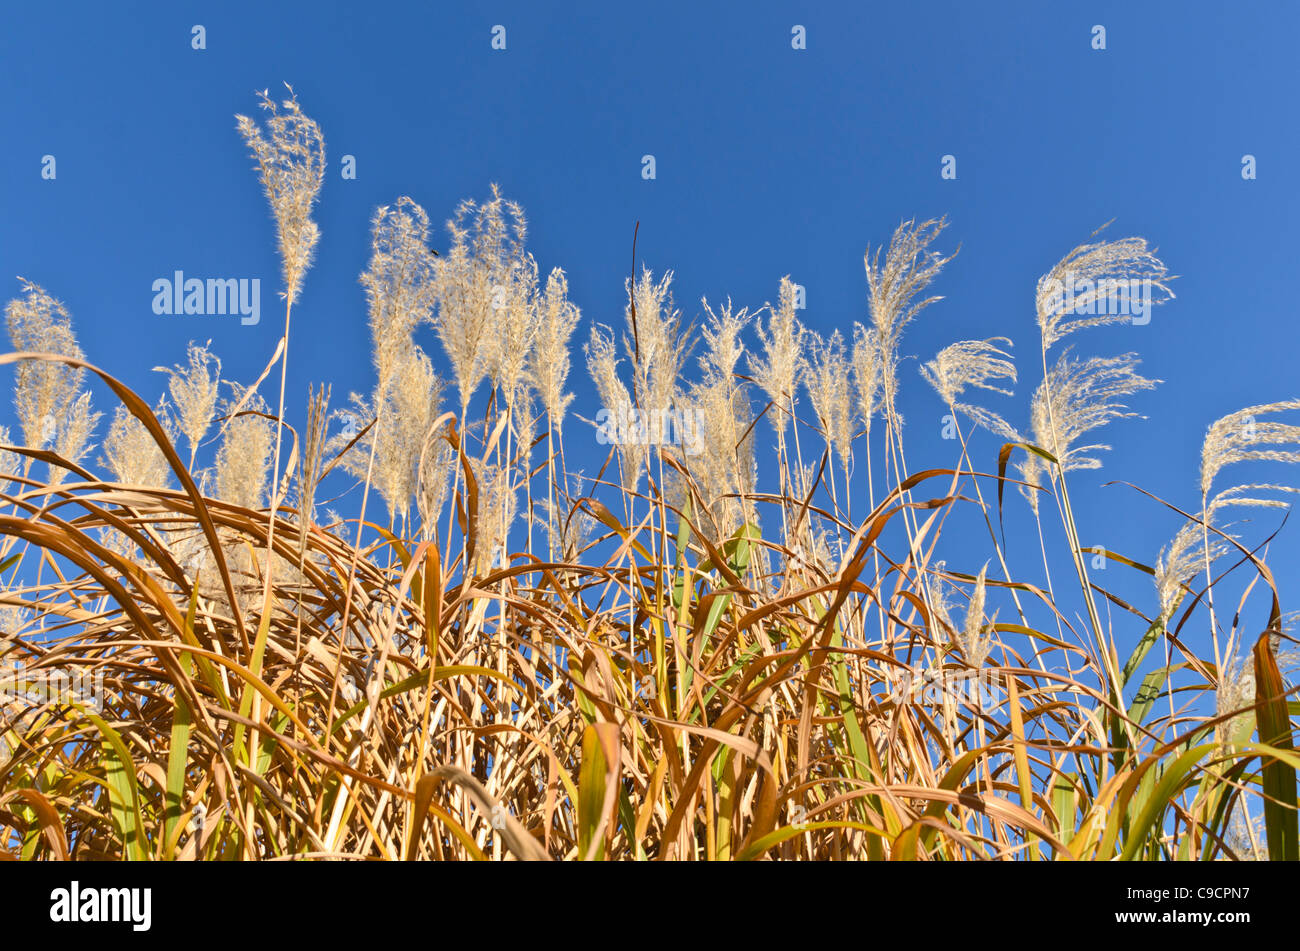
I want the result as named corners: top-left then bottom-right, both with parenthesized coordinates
top-left (3, 1), bottom-right (1298, 667)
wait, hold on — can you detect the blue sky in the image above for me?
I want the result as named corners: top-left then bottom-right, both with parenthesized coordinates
top-left (3, 1), bottom-right (1299, 670)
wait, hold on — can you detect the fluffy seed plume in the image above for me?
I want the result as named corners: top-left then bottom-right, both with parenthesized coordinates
top-left (625, 267), bottom-right (691, 416)
top-left (584, 324), bottom-right (641, 492)
top-left (362, 197), bottom-right (440, 389)
top-left (921, 337), bottom-right (1016, 406)
top-left (5, 279), bottom-right (89, 454)
top-left (1035, 230), bottom-right (1174, 352)
top-left (804, 328), bottom-right (853, 473)
top-left (473, 459), bottom-right (518, 574)
top-left (959, 565), bottom-right (994, 667)
top-left (155, 340), bottom-right (221, 468)
top-left (215, 386), bottom-right (275, 510)
top-left (1016, 451), bottom-right (1046, 515)
top-left (1199, 399), bottom-right (1300, 513)
top-left (532, 267), bottom-right (582, 424)
top-left (1214, 650), bottom-right (1256, 749)
top-left (1154, 519), bottom-right (1229, 622)
top-left (698, 297), bottom-right (748, 389)
top-left (850, 322), bottom-right (882, 438)
top-left (434, 184), bottom-right (528, 415)
top-left (331, 347), bottom-right (446, 526)
top-left (1210, 640), bottom-right (1297, 750)
top-left (296, 383), bottom-right (331, 537)
top-left (920, 336), bottom-right (1019, 441)
top-left (0, 426), bottom-right (20, 497)
top-left (489, 252), bottom-right (541, 420)
top-left (416, 429), bottom-right (456, 542)
top-left (51, 390), bottom-right (101, 483)
top-left (864, 218), bottom-right (954, 422)
top-left (1030, 349), bottom-right (1158, 473)
top-left (749, 276), bottom-right (805, 437)
top-left (235, 86), bottom-right (326, 304)
top-left (101, 400), bottom-right (175, 487)
top-left (687, 298), bottom-right (756, 533)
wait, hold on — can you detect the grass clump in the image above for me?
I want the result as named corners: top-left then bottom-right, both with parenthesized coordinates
top-left (0, 91), bottom-right (1295, 863)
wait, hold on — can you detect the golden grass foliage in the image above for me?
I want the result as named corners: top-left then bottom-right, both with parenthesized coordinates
top-left (0, 93), bottom-right (1296, 863)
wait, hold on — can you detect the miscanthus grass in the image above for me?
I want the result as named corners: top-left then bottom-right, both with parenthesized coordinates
top-left (863, 219), bottom-right (955, 618)
top-left (4, 280), bottom-right (101, 483)
top-left (101, 400), bottom-right (175, 488)
top-left (155, 341), bottom-right (221, 470)
top-left (750, 277), bottom-right (805, 538)
top-left (687, 297), bottom-right (755, 536)
top-left (0, 95), bottom-right (1296, 863)
top-left (235, 87), bottom-right (326, 708)
top-left (533, 268), bottom-right (582, 559)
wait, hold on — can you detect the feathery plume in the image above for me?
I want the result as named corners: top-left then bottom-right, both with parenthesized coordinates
top-left (434, 184), bottom-right (528, 414)
top-left (920, 336), bottom-right (1019, 443)
top-left (416, 429), bottom-right (456, 541)
top-left (1154, 519), bottom-right (1229, 622)
top-left (473, 460), bottom-right (518, 574)
top-left (50, 390), bottom-right (101, 484)
top-left (361, 197), bottom-right (439, 388)
top-left (687, 298), bottom-right (755, 533)
top-left (920, 337), bottom-right (1016, 407)
top-left (1035, 230), bottom-right (1173, 352)
top-left (509, 384), bottom-right (540, 472)
top-left (97, 400), bottom-right (171, 556)
top-left (750, 276), bottom-right (804, 437)
top-left (804, 328), bottom-right (853, 472)
top-left (584, 324), bottom-right (641, 492)
top-left (850, 322), bottom-right (882, 437)
top-left (330, 347), bottom-right (446, 525)
top-left (487, 252), bottom-right (539, 394)
top-left (1225, 800), bottom-right (1269, 862)
top-left (215, 386), bottom-right (275, 510)
top-left (1016, 452), bottom-right (1046, 515)
top-left (532, 267), bottom-right (582, 424)
top-left (296, 383), bottom-right (331, 536)
top-left (5, 279), bottom-right (88, 453)
top-left (1215, 650), bottom-right (1256, 749)
top-left (864, 218), bottom-right (954, 421)
top-left (0, 426), bottom-right (19, 497)
top-left (155, 340), bottom-right (221, 467)
top-left (1196, 399), bottom-right (1300, 666)
top-left (350, 196), bottom-right (453, 531)
top-left (927, 562), bottom-right (957, 636)
top-left (1199, 399), bottom-right (1300, 511)
top-left (1029, 349), bottom-right (1158, 473)
top-left (625, 267), bottom-right (691, 416)
top-left (488, 253), bottom-right (543, 479)
top-left (698, 297), bottom-right (748, 390)
top-left (235, 86), bottom-right (326, 304)
top-left (101, 400), bottom-right (174, 487)
top-left (959, 565), bottom-right (994, 667)
top-left (0, 600), bottom-right (27, 638)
